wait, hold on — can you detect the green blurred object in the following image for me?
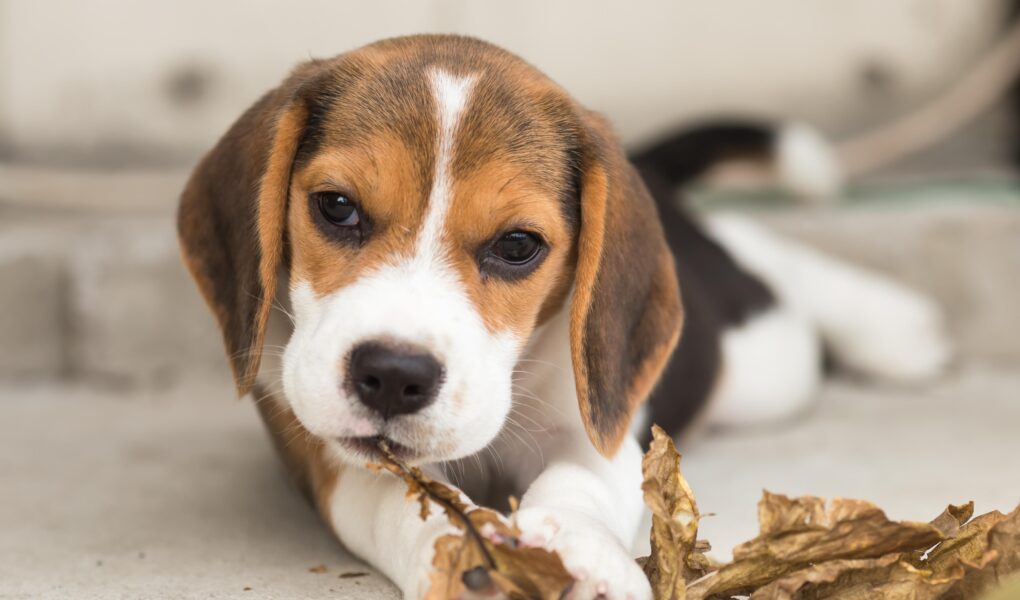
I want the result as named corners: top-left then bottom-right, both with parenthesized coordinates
top-left (688, 176), bottom-right (1020, 212)
top-left (978, 575), bottom-right (1020, 600)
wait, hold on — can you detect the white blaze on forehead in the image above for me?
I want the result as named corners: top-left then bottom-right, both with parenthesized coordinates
top-left (417, 69), bottom-right (477, 261)
top-left (280, 68), bottom-right (519, 462)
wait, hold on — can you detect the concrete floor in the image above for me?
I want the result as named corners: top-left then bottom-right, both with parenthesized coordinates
top-left (0, 382), bottom-right (398, 600)
top-left (682, 366), bottom-right (1020, 559)
top-left (2, 367), bottom-right (1019, 599)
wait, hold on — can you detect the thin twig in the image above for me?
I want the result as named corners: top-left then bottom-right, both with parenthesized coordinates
top-left (374, 438), bottom-right (498, 571)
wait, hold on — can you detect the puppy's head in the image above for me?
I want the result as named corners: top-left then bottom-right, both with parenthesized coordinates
top-left (178, 36), bottom-right (681, 465)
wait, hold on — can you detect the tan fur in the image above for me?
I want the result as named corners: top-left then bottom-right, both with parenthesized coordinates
top-left (569, 163), bottom-right (609, 434)
top-left (289, 134), bottom-right (430, 294)
top-left (444, 163), bottom-right (574, 336)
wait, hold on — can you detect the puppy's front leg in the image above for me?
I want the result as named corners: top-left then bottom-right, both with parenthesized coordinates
top-left (516, 434), bottom-right (651, 600)
top-left (327, 466), bottom-right (460, 598)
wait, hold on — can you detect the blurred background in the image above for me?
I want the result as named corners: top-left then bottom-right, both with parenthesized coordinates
top-left (1, 1), bottom-right (1018, 598)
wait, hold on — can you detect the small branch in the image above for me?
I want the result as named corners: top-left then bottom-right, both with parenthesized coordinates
top-left (375, 439), bottom-right (498, 571)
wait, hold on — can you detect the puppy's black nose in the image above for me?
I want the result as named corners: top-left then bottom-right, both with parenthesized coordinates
top-left (347, 341), bottom-right (443, 419)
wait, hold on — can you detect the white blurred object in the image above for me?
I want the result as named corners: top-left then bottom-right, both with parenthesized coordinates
top-left (777, 122), bottom-right (845, 202)
top-left (0, 0), bottom-right (1008, 160)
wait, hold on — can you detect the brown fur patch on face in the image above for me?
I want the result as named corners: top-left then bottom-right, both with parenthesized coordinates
top-left (444, 162), bottom-right (575, 337)
top-left (289, 133), bottom-right (431, 295)
top-left (443, 66), bottom-right (582, 335)
top-left (287, 38), bottom-right (583, 342)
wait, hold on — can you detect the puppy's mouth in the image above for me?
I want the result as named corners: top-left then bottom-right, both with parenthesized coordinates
top-left (335, 435), bottom-right (417, 462)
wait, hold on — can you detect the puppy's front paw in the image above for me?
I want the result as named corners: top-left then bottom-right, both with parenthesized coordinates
top-left (516, 507), bottom-right (651, 600)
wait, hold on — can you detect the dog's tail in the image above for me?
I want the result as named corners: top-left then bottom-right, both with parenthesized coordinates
top-left (629, 120), bottom-right (843, 203)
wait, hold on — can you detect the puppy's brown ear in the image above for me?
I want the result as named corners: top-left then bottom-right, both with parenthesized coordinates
top-left (570, 112), bottom-right (684, 457)
top-left (177, 63), bottom-right (325, 396)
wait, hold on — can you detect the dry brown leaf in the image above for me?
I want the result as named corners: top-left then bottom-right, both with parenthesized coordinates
top-left (369, 454), bottom-right (472, 522)
top-left (640, 425), bottom-right (713, 599)
top-left (986, 506), bottom-right (1020, 582)
top-left (427, 509), bottom-right (577, 600)
top-left (685, 493), bottom-right (950, 599)
top-left (930, 502), bottom-right (977, 540)
top-left (750, 554), bottom-right (963, 600)
top-left (925, 511), bottom-right (1009, 575)
top-left (370, 441), bottom-right (574, 600)
top-left (935, 505), bottom-right (1020, 599)
top-left (750, 493), bottom-right (947, 562)
top-left (426, 530), bottom-right (494, 600)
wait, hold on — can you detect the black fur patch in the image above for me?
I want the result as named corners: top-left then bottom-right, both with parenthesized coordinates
top-left (632, 130), bottom-right (778, 447)
top-left (631, 122), bottom-right (775, 187)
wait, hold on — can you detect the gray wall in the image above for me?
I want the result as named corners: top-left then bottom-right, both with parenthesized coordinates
top-left (0, 0), bottom-right (1008, 164)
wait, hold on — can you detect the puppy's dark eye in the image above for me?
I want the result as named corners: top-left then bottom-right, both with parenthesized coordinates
top-left (492, 231), bottom-right (542, 264)
top-left (480, 230), bottom-right (547, 281)
top-left (316, 192), bottom-right (360, 227)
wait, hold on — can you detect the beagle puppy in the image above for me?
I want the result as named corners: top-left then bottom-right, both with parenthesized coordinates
top-left (178, 35), bottom-right (949, 599)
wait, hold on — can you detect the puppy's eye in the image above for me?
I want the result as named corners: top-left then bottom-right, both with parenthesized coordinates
top-left (480, 230), bottom-right (547, 281)
top-left (492, 231), bottom-right (542, 264)
top-left (316, 192), bottom-right (360, 227)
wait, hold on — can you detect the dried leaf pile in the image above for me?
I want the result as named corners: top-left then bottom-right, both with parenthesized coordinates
top-left (373, 428), bottom-right (1020, 599)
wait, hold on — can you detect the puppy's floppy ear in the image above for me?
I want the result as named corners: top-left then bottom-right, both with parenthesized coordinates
top-left (569, 111), bottom-right (684, 457)
top-left (177, 62), bottom-right (326, 396)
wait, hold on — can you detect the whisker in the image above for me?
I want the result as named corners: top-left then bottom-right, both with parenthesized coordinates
top-left (271, 300), bottom-right (297, 326)
top-left (501, 415), bottom-right (544, 464)
top-left (514, 358), bottom-right (567, 373)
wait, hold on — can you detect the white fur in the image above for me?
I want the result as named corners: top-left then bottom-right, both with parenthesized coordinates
top-left (283, 272), bottom-right (519, 461)
top-left (418, 70), bottom-right (475, 260)
top-left (776, 122), bottom-right (843, 202)
top-left (706, 214), bottom-right (951, 385)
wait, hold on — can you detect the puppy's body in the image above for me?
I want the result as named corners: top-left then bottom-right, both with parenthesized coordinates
top-left (178, 35), bottom-right (949, 599)
top-left (630, 125), bottom-right (950, 437)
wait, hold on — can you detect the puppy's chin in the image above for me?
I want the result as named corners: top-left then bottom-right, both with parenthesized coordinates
top-left (322, 431), bottom-right (489, 468)
top-left (306, 409), bottom-right (509, 468)
top-left (326, 435), bottom-right (421, 465)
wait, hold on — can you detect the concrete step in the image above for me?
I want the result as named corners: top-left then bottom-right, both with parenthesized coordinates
top-left (742, 185), bottom-right (1020, 366)
top-left (1, 169), bottom-right (1018, 387)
